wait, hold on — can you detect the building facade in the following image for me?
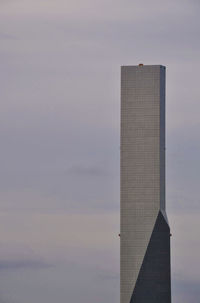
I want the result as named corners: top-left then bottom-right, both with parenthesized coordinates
top-left (120, 65), bottom-right (171, 303)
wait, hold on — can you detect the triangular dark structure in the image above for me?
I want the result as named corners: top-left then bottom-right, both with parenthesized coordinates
top-left (130, 212), bottom-right (171, 303)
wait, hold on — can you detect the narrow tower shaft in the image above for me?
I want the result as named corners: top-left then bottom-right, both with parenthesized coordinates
top-left (120, 65), bottom-right (171, 303)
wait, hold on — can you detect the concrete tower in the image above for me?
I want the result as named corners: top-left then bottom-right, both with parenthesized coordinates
top-left (120, 65), bottom-right (171, 303)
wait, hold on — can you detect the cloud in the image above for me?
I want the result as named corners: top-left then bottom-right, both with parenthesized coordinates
top-left (67, 165), bottom-right (108, 177)
top-left (0, 211), bottom-right (119, 303)
top-left (0, 32), bottom-right (17, 40)
top-left (0, 242), bottom-right (51, 273)
top-left (0, 259), bottom-right (51, 271)
top-left (172, 278), bottom-right (200, 303)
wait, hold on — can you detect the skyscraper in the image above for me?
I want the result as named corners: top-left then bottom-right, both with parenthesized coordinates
top-left (120, 65), bottom-right (171, 303)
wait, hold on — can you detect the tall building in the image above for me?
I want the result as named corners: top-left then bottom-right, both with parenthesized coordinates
top-left (120, 65), bottom-right (171, 303)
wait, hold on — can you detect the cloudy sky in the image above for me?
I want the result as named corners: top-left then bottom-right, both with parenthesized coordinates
top-left (0, 0), bottom-right (200, 302)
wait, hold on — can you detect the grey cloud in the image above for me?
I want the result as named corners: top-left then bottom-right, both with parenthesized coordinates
top-left (67, 165), bottom-right (109, 177)
top-left (0, 261), bottom-right (119, 303)
top-left (0, 32), bottom-right (17, 40)
top-left (0, 259), bottom-right (51, 271)
top-left (172, 278), bottom-right (200, 303)
top-left (0, 297), bottom-right (15, 303)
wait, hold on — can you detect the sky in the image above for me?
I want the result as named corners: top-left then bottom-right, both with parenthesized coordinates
top-left (0, 0), bottom-right (200, 302)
